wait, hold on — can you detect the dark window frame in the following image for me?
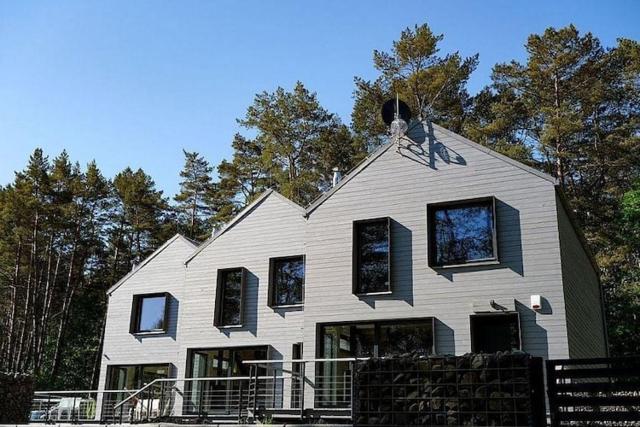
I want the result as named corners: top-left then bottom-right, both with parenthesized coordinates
top-left (268, 255), bottom-right (305, 308)
top-left (129, 292), bottom-right (170, 334)
top-left (427, 196), bottom-right (499, 268)
top-left (352, 217), bottom-right (392, 295)
top-left (315, 317), bottom-right (436, 358)
top-left (185, 345), bottom-right (271, 377)
top-left (470, 312), bottom-right (522, 353)
top-left (106, 363), bottom-right (172, 389)
top-left (214, 267), bottom-right (247, 328)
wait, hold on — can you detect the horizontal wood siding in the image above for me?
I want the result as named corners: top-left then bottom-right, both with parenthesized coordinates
top-left (97, 236), bottom-right (196, 392)
top-left (178, 194), bottom-right (306, 377)
top-left (304, 124), bottom-right (570, 372)
top-left (96, 122), bottom-right (607, 413)
top-left (556, 195), bottom-right (607, 358)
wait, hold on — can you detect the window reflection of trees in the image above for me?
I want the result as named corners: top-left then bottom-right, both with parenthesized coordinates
top-left (434, 204), bottom-right (494, 265)
top-left (357, 220), bottom-right (389, 293)
top-left (274, 257), bottom-right (304, 305)
top-left (221, 270), bottom-right (242, 325)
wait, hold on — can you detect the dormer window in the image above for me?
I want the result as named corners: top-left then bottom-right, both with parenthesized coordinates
top-left (129, 293), bottom-right (169, 334)
top-left (214, 268), bottom-right (246, 327)
top-left (353, 217), bottom-right (392, 295)
top-left (428, 197), bottom-right (498, 267)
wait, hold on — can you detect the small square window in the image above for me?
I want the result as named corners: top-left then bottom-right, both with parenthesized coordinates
top-left (129, 293), bottom-right (169, 334)
top-left (470, 313), bottom-right (521, 353)
top-left (353, 217), bottom-right (392, 295)
top-left (428, 197), bottom-right (498, 267)
top-left (214, 268), bottom-right (246, 327)
top-left (269, 256), bottom-right (305, 307)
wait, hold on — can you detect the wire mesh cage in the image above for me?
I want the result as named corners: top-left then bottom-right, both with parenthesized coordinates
top-left (352, 352), bottom-right (545, 426)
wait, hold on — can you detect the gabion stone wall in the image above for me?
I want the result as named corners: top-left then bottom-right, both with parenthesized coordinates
top-left (353, 352), bottom-right (545, 427)
top-left (0, 372), bottom-right (34, 423)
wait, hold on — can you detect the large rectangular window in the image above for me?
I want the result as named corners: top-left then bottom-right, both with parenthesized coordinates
top-left (129, 293), bottom-right (169, 334)
top-left (428, 197), bottom-right (498, 267)
top-left (214, 268), bottom-right (246, 327)
top-left (353, 217), bottom-right (391, 295)
top-left (268, 256), bottom-right (305, 307)
top-left (316, 318), bottom-right (434, 407)
top-left (470, 313), bottom-right (521, 353)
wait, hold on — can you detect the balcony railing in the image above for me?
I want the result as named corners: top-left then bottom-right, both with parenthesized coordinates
top-left (30, 358), bottom-right (360, 424)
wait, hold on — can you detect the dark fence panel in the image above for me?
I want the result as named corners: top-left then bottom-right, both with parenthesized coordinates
top-left (353, 352), bottom-right (545, 426)
top-left (0, 372), bottom-right (34, 423)
top-left (547, 356), bottom-right (640, 426)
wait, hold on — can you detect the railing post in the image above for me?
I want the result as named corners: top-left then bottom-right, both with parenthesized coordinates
top-left (46, 393), bottom-right (51, 423)
top-left (299, 361), bottom-right (306, 421)
top-left (252, 365), bottom-right (258, 418)
top-left (146, 385), bottom-right (152, 421)
top-left (349, 360), bottom-right (355, 421)
top-left (272, 368), bottom-right (277, 408)
top-left (72, 395), bottom-right (77, 423)
top-left (197, 379), bottom-right (204, 418)
top-left (119, 401), bottom-right (123, 424)
top-left (237, 381), bottom-right (244, 423)
top-left (159, 382), bottom-right (165, 418)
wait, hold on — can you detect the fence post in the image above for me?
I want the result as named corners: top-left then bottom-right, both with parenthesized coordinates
top-left (546, 359), bottom-right (558, 427)
top-left (46, 394), bottom-right (51, 423)
top-left (530, 357), bottom-right (546, 427)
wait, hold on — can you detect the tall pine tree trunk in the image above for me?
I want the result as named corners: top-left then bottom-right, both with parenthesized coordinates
top-left (5, 239), bottom-right (22, 371)
top-left (50, 240), bottom-right (77, 379)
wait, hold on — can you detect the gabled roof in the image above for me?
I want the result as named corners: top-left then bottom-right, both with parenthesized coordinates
top-left (184, 121), bottom-right (558, 264)
top-left (305, 121), bottom-right (556, 216)
top-left (184, 189), bottom-right (305, 265)
top-left (107, 233), bottom-right (198, 295)
top-left (305, 139), bottom-right (396, 216)
top-left (431, 123), bottom-right (556, 184)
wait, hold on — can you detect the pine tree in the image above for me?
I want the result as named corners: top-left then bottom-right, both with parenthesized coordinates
top-left (174, 150), bottom-right (217, 240)
top-left (466, 26), bottom-right (640, 354)
top-left (214, 134), bottom-right (271, 225)
top-left (235, 81), bottom-right (359, 206)
top-left (111, 168), bottom-right (171, 274)
top-left (352, 23), bottom-right (479, 151)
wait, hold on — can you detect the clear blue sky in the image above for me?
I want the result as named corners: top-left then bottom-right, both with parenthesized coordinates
top-left (1, 1), bottom-right (638, 197)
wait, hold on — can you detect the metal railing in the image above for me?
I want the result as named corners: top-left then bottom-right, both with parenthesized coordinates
top-left (30, 390), bottom-right (132, 423)
top-left (30, 358), bottom-right (360, 424)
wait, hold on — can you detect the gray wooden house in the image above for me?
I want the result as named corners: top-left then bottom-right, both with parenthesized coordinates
top-left (97, 121), bottom-right (607, 418)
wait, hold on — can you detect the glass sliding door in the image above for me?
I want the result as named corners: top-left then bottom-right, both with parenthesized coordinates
top-left (185, 346), bottom-right (268, 415)
top-left (316, 318), bottom-right (435, 407)
top-left (103, 364), bottom-right (170, 421)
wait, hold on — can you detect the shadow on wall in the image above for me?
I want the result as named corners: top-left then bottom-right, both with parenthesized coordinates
top-left (434, 319), bottom-right (455, 355)
top-left (221, 270), bottom-right (258, 338)
top-left (436, 200), bottom-right (524, 281)
top-left (516, 300), bottom-right (549, 359)
top-left (359, 220), bottom-right (414, 308)
top-left (397, 121), bottom-right (466, 169)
